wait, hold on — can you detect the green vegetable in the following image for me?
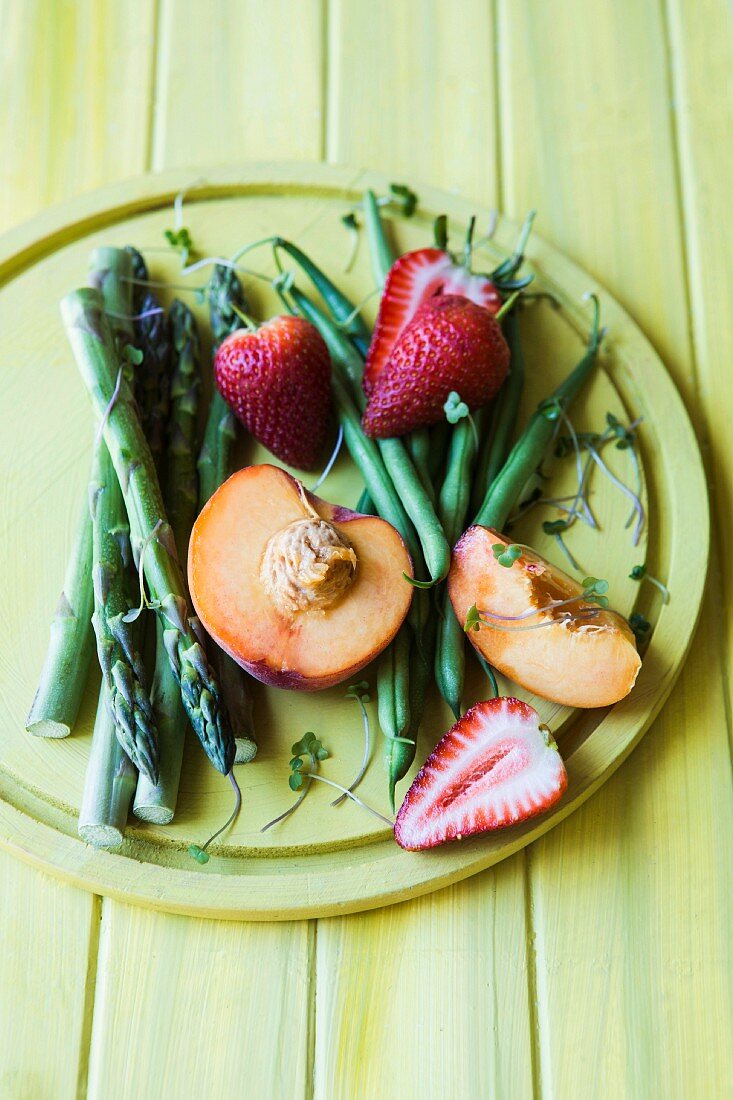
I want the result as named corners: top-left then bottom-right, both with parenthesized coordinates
top-left (62, 287), bottom-right (235, 776)
top-left (124, 246), bottom-right (171, 467)
top-left (470, 309), bottom-right (526, 515)
top-left (473, 296), bottom-right (602, 530)
top-left (89, 442), bottom-right (159, 782)
top-left (78, 686), bottom-right (138, 848)
top-left (273, 238), bottom-right (371, 357)
top-left (198, 265), bottom-right (258, 763)
top-left (135, 299), bottom-right (204, 823)
top-left (26, 498), bottom-right (95, 737)
top-left (388, 595), bottom-right (437, 810)
top-left (434, 407), bottom-right (487, 718)
top-left (197, 263), bottom-right (245, 505)
top-left (363, 188), bottom-right (395, 288)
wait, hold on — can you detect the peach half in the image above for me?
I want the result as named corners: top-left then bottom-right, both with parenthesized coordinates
top-left (189, 464), bottom-right (413, 691)
top-left (448, 527), bottom-right (641, 708)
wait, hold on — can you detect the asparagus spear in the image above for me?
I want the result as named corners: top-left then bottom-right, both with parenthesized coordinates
top-left (88, 247), bottom-right (159, 783)
top-left (135, 299), bottom-right (203, 822)
top-left (78, 686), bottom-right (138, 847)
top-left (62, 287), bottom-right (235, 776)
top-left (25, 496), bottom-right (95, 737)
top-left (89, 442), bottom-right (159, 783)
top-left (24, 249), bottom-right (135, 741)
top-left (196, 265), bottom-right (257, 758)
top-left (197, 263), bottom-right (246, 503)
top-left (125, 246), bottom-right (171, 467)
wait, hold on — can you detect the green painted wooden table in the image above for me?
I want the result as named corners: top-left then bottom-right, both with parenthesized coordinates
top-left (0, 2), bottom-right (731, 1097)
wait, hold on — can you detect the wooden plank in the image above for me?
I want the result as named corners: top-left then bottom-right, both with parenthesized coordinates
top-left (0, 849), bottom-right (98, 1100)
top-left (151, 0), bottom-right (325, 169)
top-left (0, 0), bottom-right (156, 234)
top-left (498, 1), bottom-right (733, 1094)
top-left (321, 8), bottom-right (535, 1097)
top-left (0, 3), bottom-right (155, 1097)
top-left (667, 0), bottom-right (733, 710)
top-left (85, 904), bottom-right (312, 1098)
top-left (327, 0), bottom-right (498, 205)
top-left (314, 865), bottom-right (534, 1099)
top-left (498, 0), bottom-right (695, 406)
top-left (82, 10), bottom-right (327, 1096)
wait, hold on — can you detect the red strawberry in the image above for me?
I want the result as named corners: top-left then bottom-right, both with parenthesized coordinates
top-left (394, 697), bottom-right (567, 851)
top-left (364, 248), bottom-right (502, 395)
top-left (214, 315), bottom-right (331, 471)
top-left (361, 294), bottom-right (510, 439)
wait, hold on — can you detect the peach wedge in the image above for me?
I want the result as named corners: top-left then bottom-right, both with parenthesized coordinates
top-left (448, 527), bottom-right (641, 708)
top-left (189, 464), bottom-right (413, 691)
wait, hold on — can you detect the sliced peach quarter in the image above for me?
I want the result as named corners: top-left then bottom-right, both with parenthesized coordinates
top-left (448, 527), bottom-right (641, 708)
top-left (189, 464), bottom-right (413, 691)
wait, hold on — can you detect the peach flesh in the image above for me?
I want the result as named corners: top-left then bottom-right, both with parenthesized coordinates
top-left (448, 527), bottom-right (641, 708)
top-left (189, 464), bottom-right (413, 691)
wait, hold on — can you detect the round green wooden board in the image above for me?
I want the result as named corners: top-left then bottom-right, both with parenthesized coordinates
top-left (0, 163), bottom-right (708, 920)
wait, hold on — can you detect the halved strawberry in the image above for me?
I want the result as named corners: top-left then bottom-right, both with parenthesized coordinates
top-left (394, 697), bottom-right (567, 851)
top-left (363, 248), bottom-right (502, 395)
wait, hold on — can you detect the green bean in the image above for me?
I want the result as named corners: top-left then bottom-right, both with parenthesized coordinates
top-left (433, 408), bottom-right (487, 718)
top-left (473, 296), bottom-right (602, 530)
top-left (470, 309), bottom-right (526, 516)
top-left (363, 189), bottom-right (396, 288)
top-left (406, 428), bottom-right (436, 506)
top-left (387, 593), bottom-right (437, 810)
top-left (377, 625), bottom-right (411, 752)
top-left (355, 487), bottom-right (375, 514)
top-left (273, 238), bottom-right (371, 357)
top-left (425, 422), bottom-right (449, 482)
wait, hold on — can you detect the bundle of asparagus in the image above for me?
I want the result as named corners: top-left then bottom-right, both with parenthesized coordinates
top-left (29, 245), bottom-right (257, 848)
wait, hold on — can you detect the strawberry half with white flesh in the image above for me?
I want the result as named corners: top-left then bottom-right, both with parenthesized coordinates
top-left (394, 697), bottom-right (567, 851)
top-left (363, 248), bottom-right (502, 396)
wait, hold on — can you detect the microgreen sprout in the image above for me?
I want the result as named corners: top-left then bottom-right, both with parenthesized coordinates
top-left (188, 771), bottom-right (242, 864)
top-left (164, 226), bottom-right (194, 266)
top-left (331, 681), bottom-right (371, 807)
top-left (629, 564), bottom-right (670, 603)
top-left (341, 212), bottom-right (361, 272)
top-left (492, 542), bottom-right (522, 568)
top-left (434, 214), bottom-right (449, 251)
top-left (464, 577), bottom-right (611, 634)
top-left (260, 732), bottom-right (329, 832)
top-left (386, 182), bottom-right (418, 217)
top-left (444, 391), bottom-right (479, 449)
top-left (629, 612), bottom-right (652, 644)
top-left (310, 424), bottom-right (344, 493)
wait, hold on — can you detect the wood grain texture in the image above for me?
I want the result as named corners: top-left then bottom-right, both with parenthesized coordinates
top-left (498, 0), bottom-right (695, 405)
top-left (314, 865), bottom-right (534, 1099)
top-left (85, 904), bottom-right (312, 1099)
top-left (0, 849), bottom-right (98, 1100)
top-left (327, 0), bottom-right (498, 205)
top-left (0, 0), bottom-right (156, 234)
top-left (152, 0), bottom-right (325, 169)
top-left (667, 0), bottom-right (733, 719)
top-left (499, 1), bottom-right (733, 1094)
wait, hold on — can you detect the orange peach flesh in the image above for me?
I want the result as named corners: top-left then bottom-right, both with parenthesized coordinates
top-left (448, 527), bottom-right (641, 708)
top-left (189, 464), bottom-right (413, 691)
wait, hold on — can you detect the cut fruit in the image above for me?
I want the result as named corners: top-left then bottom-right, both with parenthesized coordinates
top-left (394, 697), bottom-right (567, 850)
top-left (189, 464), bottom-right (413, 691)
top-left (448, 527), bottom-right (641, 708)
top-left (363, 248), bottom-right (502, 395)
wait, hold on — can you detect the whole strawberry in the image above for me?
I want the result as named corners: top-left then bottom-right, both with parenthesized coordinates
top-left (361, 294), bottom-right (510, 439)
top-left (214, 315), bottom-right (332, 470)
